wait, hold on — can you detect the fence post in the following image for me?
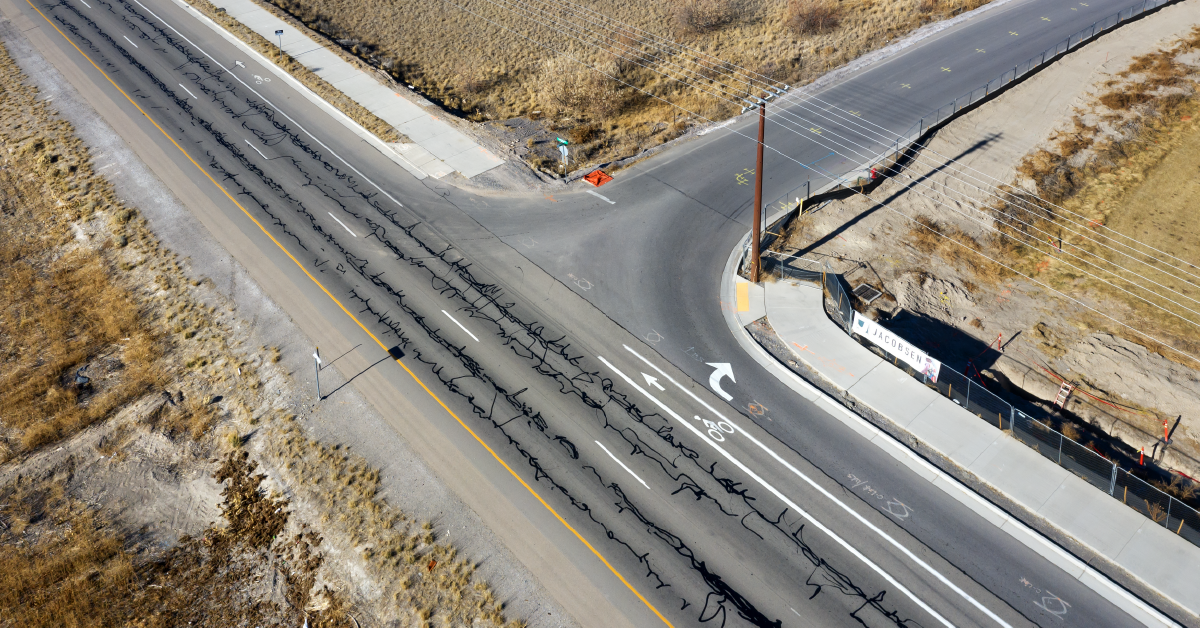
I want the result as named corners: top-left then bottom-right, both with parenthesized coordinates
top-left (965, 379), bottom-right (971, 408)
top-left (1109, 464), bottom-right (1117, 496)
top-left (1057, 432), bottom-right (1063, 464)
top-left (1165, 498), bottom-right (1172, 528)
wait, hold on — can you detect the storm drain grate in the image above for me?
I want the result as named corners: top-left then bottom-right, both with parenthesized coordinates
top-left (852, 284), bottom-right (883, 304)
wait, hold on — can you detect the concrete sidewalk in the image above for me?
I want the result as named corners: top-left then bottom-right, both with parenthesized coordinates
top-left (725, 271), bottom-right (1199, 626)
top-left (205, 0), bottom-right (504, 180)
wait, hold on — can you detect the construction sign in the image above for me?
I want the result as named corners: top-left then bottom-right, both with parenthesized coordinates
top-left (583, 170), bottom-right (613, 187)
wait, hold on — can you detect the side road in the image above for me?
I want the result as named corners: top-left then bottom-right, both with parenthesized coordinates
top-left (722, 257), bottom-right (1200, 627)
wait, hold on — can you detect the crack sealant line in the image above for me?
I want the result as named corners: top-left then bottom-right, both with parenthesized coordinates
top-left (718, 233), bottom-right (1182, 628)
top-left (158, 0), bottom-right (427, 180)
top-left (23, 3), bottom-right (672, 624)
top-left (595, 354), bottom-right (958, 628)
top-left (621, 344), bottom-right (1010, 628)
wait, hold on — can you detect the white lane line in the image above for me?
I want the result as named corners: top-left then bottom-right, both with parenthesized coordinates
top-left (123, 35), bottom-right (139, 48)
top-left (79, 0), bottom-right (91, 7)
top-left (624, 345), bottom-right (1012, 628)
top-left (595, 441), bottom-right (650, 490)
top-left (442, 310), bottom-right (479, 342)
top-left (244, 139), bottom-right (268, 160)
top-left (130, 0), bottom-right (413, 203)
top-left (326, 212), bottom-right (357, 237)
top-left (178, 83), bottom-right (197, 99)
top-left (596, 354), bottom-right (956, 628)
top-left (586, 189), bottom-right (615, 204)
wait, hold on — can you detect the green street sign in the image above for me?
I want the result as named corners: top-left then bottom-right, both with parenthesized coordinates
top-left (556, 137), bottom-right (569, 145)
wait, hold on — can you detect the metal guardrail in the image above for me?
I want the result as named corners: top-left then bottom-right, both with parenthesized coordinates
top-left (759, 0), bottom-right (1181, 215)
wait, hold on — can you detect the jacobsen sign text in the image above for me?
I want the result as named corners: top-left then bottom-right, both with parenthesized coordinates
top-left (852, 312), bottom-right (942, 382)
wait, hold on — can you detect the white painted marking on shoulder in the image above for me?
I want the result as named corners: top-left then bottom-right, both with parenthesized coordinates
top-left (123, 35), bottom-right (139, 48)
top-left (596, 354), bottom-right (960, 628)
top-left (623, 345), bottom-right (1012, 628)
top-left (327, 212), bottom-right (357, 238)
top-left (244, 139), bottom-right (268, 160)
top-left (178, 83), bottom-right (197, 99)
top-left (442, 310), bottom-right (479, 342)
top-left (595, 441), bottom-right (650, 490)
top-left (130, 0), bottom-right (412, 206)
top-left (586, 189), bottom-right (615, 204)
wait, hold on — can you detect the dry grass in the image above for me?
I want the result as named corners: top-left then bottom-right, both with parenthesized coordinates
top-left (992, 27), bottom-right (1200, 365)
top-left (0, 50), bottom-right (161, 459)
top-left (906, 215), bottom-right (1009, 283)
top-left (269, 425), bottom-right (522, 627)
top-left (0, 457), bottom-right (351, 627)
top-left (248, 0), bottom-right (992, 170)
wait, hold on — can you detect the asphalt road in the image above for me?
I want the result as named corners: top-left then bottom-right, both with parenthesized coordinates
top-left (3, 0), bottom-right (1178, 625)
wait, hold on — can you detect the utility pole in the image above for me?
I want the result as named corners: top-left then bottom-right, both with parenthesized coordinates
top-left (750, 101), bottom-right (765, 283)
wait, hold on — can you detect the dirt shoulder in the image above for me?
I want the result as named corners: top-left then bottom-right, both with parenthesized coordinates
top-left (0, 13), bottom-right (570, 627)
top-left (770, 1), bottom-right (1200, 493)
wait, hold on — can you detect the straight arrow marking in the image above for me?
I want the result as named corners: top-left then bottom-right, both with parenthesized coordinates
top-left (643, 373), bottom-right (665, 391)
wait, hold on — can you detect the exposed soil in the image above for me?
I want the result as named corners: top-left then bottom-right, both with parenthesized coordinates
top-left (770, 3), bottom-right (1200, 493)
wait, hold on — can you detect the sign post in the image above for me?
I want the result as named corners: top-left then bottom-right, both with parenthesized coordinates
top-left (313, 346), bottom-right (322, 400)
top-left (274, 29), bottom-right (284, 57)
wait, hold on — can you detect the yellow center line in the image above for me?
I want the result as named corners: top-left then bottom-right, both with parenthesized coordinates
top-left (25, 2), bottom-right (673, 625)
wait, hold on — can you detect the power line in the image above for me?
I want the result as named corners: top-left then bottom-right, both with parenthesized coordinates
top-left (428, 0), bottom-right (1200, 363)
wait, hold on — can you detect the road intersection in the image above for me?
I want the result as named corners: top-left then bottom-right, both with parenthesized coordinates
top-left (3, 0), bottom-right (1185, 624)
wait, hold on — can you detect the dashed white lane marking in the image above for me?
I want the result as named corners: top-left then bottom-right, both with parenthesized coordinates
top-left (79, 0), bottom-right (91, 7)
top-left (623, 345), bottom-right (1012, 628)
top-left (586, 190), bottom-right (615, 204)
top-left (178, 83), bottom-right (197, 99)
top-left (123, 35), bottom-right (138, 48)
top-left (595, 441), bottom-right (650, 490)
top-left (244, 139), bottom-right (268, 160)
top-left (598, 354), bottom-right (958, 628)
top-left (442, 310), bottom-right (479, 342)
top-left (327, 212), bottom-right (357, 238)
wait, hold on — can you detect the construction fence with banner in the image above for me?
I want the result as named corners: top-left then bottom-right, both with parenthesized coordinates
top-left (809, 269), bottom-right (1200, 548)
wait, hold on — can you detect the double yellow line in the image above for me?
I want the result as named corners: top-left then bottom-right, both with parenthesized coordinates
top-left (25, 2), bottom-right (671, 624)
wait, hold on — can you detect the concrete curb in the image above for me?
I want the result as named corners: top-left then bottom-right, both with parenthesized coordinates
top-left (719, 239), bottom-right (1191, 627)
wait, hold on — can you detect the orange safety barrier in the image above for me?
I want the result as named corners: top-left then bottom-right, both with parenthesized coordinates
top-left (583, 169), bottom-right (613, 187)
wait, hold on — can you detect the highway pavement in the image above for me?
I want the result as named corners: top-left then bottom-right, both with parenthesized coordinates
top-left (3, 0), bottom-right (1181, 624)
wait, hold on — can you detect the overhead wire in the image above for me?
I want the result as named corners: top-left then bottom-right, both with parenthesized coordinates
top-left (425, 0), bottom-right (1200, 363)
top-left (468, 0), bottom-right (1200, 326)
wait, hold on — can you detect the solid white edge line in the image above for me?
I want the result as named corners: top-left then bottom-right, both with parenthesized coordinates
top-left (442, 310), bottom-right (479, 342)
top-left (595, 354), bottom-right (957, 628)
top-left (123, 34), bottom-right (138, 48)
top-left (327, 212), bottom-right (358, 238)
top-left (623, 344), bottom-right (1011, 628)
top-left (132, 0), bottom-right (422, 194)
top-left (585, 189), bottom-right (615, 204)
top-left (595, 440), bottom-right (650, 490)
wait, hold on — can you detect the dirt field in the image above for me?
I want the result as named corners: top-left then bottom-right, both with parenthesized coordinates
top-left (0, 33), bottom-right (526, 627)
top-left (251, 0), bottom-right (992, 172)
top-left (769, 3), bottom-right (1200, 492)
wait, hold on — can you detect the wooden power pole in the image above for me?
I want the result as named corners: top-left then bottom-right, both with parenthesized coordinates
top-left (750, 102), bottom-right (765, 283)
